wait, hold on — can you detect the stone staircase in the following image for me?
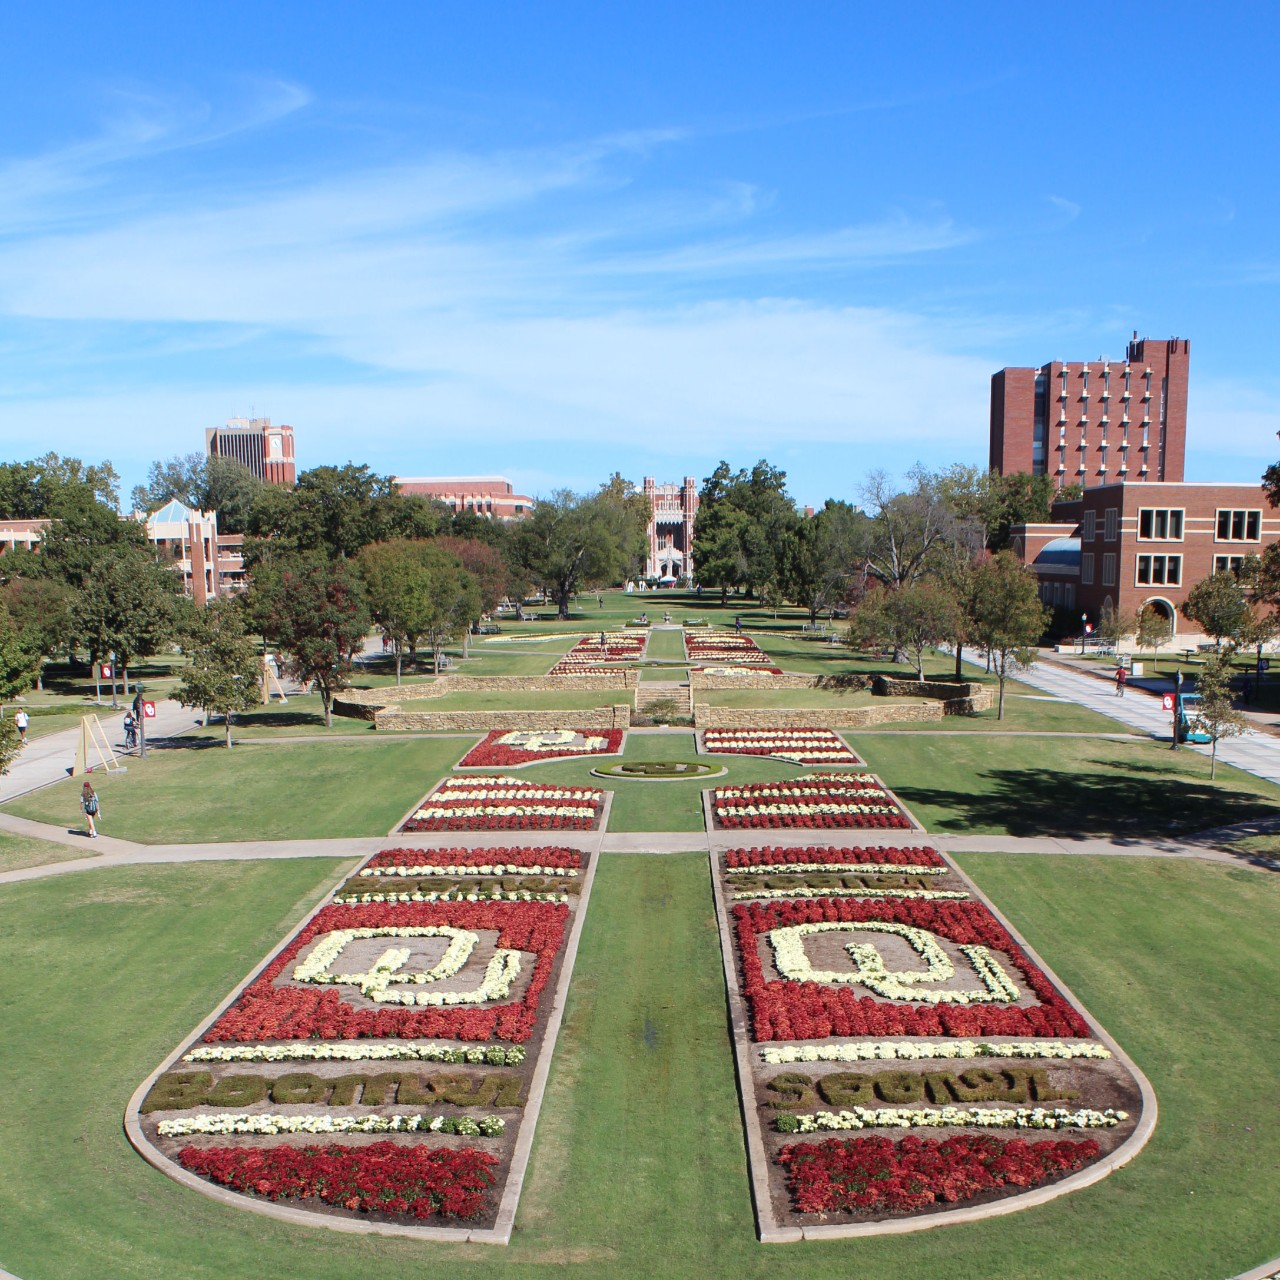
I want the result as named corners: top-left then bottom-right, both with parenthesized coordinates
top-left (635, 680), bottom-right (693, 718)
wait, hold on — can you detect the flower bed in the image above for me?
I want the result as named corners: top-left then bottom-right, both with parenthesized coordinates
top-left (777, 1134), bottom-right (1100, 1215)
top-left (707, 843), bottom-right (1149, 1234)
top-left (684, 630), bottom-right (773, 665)
top-left (457, 729), bottom-right (624, 768)
top-left (401, 776), bottom-right (606, 832)
top-left (703, 728), bottom-right (862, 765)
top-left (711, 774), bottom-right (911, 830)
top-left (691, 665), bottom-right (784, 677)
top-left (548, 632), bottom-right (647, 675)
top-left (364, 847), bottom-right (584, 874)
top-left (733, 896), bottom-right (1091, 1041)
top-left (179, 1142), bottom-right (499, 1220)
top-left (724, 845), bottom-right (946, 871)
top-left (128, 843), bottom-right (597, 1239)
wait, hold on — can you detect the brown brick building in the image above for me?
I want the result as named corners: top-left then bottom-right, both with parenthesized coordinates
top-left (205, 417), bottom-right (296, 486)
top-left (991, 335), bottom-right (1189, 489)
top-left (643, 476), bottom-right (698, 582)
top-left (393, 476), bottom-right (534, 521)
top-left (1010, 482), bottom-right (1278, 638)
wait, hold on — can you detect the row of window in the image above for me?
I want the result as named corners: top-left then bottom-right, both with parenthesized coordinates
top-left (1081, 553), bottom-right (1184, 587)
top-left (1082, 507), bottom-right (1262, 544)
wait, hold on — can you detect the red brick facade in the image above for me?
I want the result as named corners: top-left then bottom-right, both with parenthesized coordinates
top-left (991, 336), bottom-right (1189, 490)
top-left (394, 476), bottom-right (534, 521)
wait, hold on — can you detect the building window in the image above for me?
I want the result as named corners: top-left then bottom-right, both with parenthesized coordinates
top-left (1081, 553), bottom-right (1095, 585)
top-left (1216, 509), bottom-right (1261, 542)
top-left (1138, 508), bottom-right (1184, 540)
top-left (1214, 555), bottom-right (1248, 575)
top-left (1082, 510), bottom-right (1097, 542)
top-left (1104, 508), bottom-right (1118, 542)
top-left (1136, 554), bottom-right (1182, 586)
top-left (1102, 554), bottom-right (1117, 587)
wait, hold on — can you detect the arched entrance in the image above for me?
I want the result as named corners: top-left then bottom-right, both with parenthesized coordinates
top-left (1142, 597), bottom-right (1177, 635)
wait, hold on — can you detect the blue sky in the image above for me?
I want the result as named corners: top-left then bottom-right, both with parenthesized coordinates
top-left (1, 2), bottom-right (1277, 508)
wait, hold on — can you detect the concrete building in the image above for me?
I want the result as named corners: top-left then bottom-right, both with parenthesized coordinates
top-left (393, 476), bottom-right (534, 521)
top-left (643, 476), bottom-right (699, 582)
top-left (205, 417), bottom-right (296, 486)
top-left (144, 500), bottom-right (246, 606)
top-left (991, 335), bottom-right (1188, 489)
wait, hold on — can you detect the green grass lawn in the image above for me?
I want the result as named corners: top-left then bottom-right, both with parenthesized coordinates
top-left (854, 731), bottom-right (1280, 838)
top-left (645, 628), bottom-right (688, 662)
top-left (1, 738), bottom-right (468, 842)
top-left (520, 732), bottom-right (804, 831)
top-left (0, 853), bottom-right (1275, 1280)
top-left (0, 829), bottom-right (89, 873)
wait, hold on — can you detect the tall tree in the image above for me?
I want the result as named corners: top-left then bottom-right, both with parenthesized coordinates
top-left (1, 577), bottom-right (76, 689)
top-left (861, 467), bottom-right (966, 589)
top-left (265, 560), bottom-right (369, 726)
top-left (782, 500), bottom-right (870, 622)
top-left (0, 606), bottom-right (39, 774)
top-left (1181, 571), bottom-right (1250, 648)
top-left (967, 551), bottom-right (1050, 719)
top-left (0, 454), bottom-right (121, 519)
top-left (510, 487), bottom-right (647, 619)
top-left (174, 600), bottom-right (264, 747)
top-left (1096, 600), bottom-right (1137, 651)
top-left (70, 547), bottom-right (180, 695)
top-left (433, 537), bottom-right (513, 616)
top-left (937, 466), bottom-right (1079, 552)
top-left (692, 460), bottom-right (799, 601)
top-left (849, 580), bottom-right (961, 681)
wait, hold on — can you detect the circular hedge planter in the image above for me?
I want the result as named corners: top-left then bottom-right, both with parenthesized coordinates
top-left (591, 760), bottom-right (725, 781)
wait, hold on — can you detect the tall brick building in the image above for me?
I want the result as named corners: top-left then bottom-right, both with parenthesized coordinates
top-left (205, 417), bottom-right (296, 486)
top-left (991, 335), bottom-right (1189, 489)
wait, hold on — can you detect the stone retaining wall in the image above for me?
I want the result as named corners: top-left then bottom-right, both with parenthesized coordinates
top-left (333, 672), bottom-right (640, 723)
top-left (693, 703), bottom-right (945, 728)
top-left (377, 704), bottom-right (633, 732)
top-left (690, 672), bottom-right (870, 691)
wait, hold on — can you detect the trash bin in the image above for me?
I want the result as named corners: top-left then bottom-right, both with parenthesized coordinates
top-left (1130, 662), bottom-right (1143, 676)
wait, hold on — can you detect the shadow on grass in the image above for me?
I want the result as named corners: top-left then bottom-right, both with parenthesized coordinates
top-left (895, 763), bottom-right (1280, 840)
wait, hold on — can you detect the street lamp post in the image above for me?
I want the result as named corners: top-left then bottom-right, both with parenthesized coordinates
top-left (1080, 613), bottom-right (1088, 657)
top-left (1171, 669), bottom-right (1182, 751)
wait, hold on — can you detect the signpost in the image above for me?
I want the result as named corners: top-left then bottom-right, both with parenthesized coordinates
top-left (1171, 669), bottom-right (1183, 750)
top-left (133, 685), bottom-right (149, 760)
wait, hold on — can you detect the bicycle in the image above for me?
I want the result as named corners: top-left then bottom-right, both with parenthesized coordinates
top-left (123, 724), bottom-right (137, 751)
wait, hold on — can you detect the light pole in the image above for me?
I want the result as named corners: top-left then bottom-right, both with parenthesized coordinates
top-left (1171, 669), bottom-right (1182, 750)
top-left (1080, 613), bottom-right (1088, 657)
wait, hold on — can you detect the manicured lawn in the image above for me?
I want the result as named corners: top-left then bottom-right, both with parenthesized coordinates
top-left (0, 829), bottom-right (88, 873)
top-left (703, 687), bottom-right (885, 708)
top-left (519, 732), bottom-right (804, 831)
top-left (645, 628), bottom-right (688, 662)
top-left (854, 732), bottom-right (1280, 837)
top-left (866, 683), bottom-right (1133, 734)
top-left (0, 853), bottom-right (1276, 1280)
top-left (1, 738), bottom-right (467, 842)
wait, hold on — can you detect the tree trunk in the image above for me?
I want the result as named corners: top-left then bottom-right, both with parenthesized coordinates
top-left (997, 676), bottom-right (1006, 720)
top-left (225, 714), bottom-right (233, 749)
top-left (1211, 739), bottom-right (1217, 779)
top-left (123, 667), bottom-right (130, 698)
top-left (322, 690), bottom-right (333, 727)
top-left (557, 586), bottom-right (571, 620)
top-left (395, 645), bottom-right (402, 685)
top-left (954, 644), bottom-right (963, 680)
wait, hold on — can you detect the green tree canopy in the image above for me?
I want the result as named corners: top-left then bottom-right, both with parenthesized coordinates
top-left (510, 484), bottom-right (647, 619)
top-left (782, 500), bottom-right (871, 622)
top-left (131, 454), bottom-right (265, 535)
top-left (1181, 571), bottom-right (1250, 647)
top-left (0, 577), bottom-right (76, 688)
top-left (692, 460), bottom-right (800, 602)
top-left (849, 580), bottom-right (961, 681)
top-left (1192, 650), bottom-right (1249, 779)
top-left (264, 559), bottom-right (370, 726)
top-left (174, 600), bottom-right (264, 747)
top-left (1136, 603), bottom-right (1174, 672)
top-left (967, 550), bottom-right (1050, 719)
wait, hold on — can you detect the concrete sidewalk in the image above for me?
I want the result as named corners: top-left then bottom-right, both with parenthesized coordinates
top-left (0, 698), bottom-right (205, 806)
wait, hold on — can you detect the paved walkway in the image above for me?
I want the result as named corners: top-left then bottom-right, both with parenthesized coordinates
top-left (1011, 655), bottom-right (1280, 787)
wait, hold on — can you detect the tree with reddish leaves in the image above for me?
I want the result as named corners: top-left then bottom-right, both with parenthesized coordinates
top-left (265, 559), bottom-right (369, 726)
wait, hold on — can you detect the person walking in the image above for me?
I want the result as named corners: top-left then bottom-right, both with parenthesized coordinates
top-left (14, 707), bottom-right (29, 743)
top-left (81, 781), bottom-right (101, 839)
top-left (1115, 664), bottom-right (1127, 697)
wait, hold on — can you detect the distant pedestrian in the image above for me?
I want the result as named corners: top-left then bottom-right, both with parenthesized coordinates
top-left (14, 707), bottom-right (28, 743)
top-left (735, 616), bottom-right (743, 633)
top-left (600, 631), bottom-right (607, 646)
top-left (597, 594), bottom-right (603, 608)
top-left (1115, 665), bottom-right (1127, 697)
top-left (81, 781), bottom-right (101, 839)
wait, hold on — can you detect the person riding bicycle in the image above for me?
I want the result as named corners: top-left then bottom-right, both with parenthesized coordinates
top-left (122, 708), bottom-right (137, 749)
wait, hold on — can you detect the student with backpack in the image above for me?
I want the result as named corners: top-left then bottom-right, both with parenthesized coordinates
top-left (13, 707), bottom-right (28, 742)
top-left (81, 782), bottom-right (101, 839)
